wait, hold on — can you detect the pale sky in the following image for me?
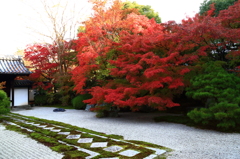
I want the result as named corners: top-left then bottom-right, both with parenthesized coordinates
top-left (0, 0), bottom-right (204, 55)
top-left (134, 0), bottom-right (203, 22)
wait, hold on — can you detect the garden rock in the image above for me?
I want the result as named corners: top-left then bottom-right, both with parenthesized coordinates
top-left (53, 108), bottom-right (66, 112)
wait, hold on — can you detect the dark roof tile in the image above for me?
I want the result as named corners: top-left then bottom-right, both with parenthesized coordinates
top-left (14, 80), bottom-right (33, 87)
top-left (0, 55), bottom-right (31, 75)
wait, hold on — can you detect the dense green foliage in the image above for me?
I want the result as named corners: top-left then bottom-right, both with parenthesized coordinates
top-left (123, 1), bottom-right (161, 23)
top-left (54, 73), bottom-right (76, 106)
top-left (71, 94), bottom-right (92, 109)
top-left (33, 88), bottom-right (47, 106)
top-left (186, 62), bottom-right (240, 129)
top-left (45, 92), bottom-right (61, 105)
top-left (34, 95), bottom-right (48, 106)
top-left (199, 0), bottom-right (237, 16)
top-left (186, 62), bottom-right (240, 105)
top-left (188, 102), bottom-right (240, 129)
top-left (93, 103), bottom-right (119, 118)
top-left (0, 90), bottom-right (10, 114)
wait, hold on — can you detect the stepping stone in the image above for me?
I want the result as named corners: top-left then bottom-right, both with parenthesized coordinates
top-left (100, 158), bottom-right (119, 159)
top-left (37, 125), bottom-right (47, 128)
top-left (43, 127), bottom-right (54, 130)
top-left (23, 128), bottom-right (34, 132)
top-left (119, 150), bottom-right (140, 157)
top-left (58, 132), bottom-right (70, 135)
top-left (66, 135), bottom-right (81, 139)
top-left (77, 138), bottom-right (93, 143)
top-left (143, 154), bottom-right (158, 159)
top-left (26, 122), bottom-right (34, 124)
top-left (104, 146), bottom-right (123, 153)
top-left (32, 123), bottom-right (40, 126)
top-left (90, 142), bottom-right (108, 148)
top-left (16, 119), bottom-right (25, 122)
top-left (9, 122), bottom-right (17, 125)
top-left (147, 147), bottom-right (166, 155)
top-left (51, 129), bottom-right (61, 132)
top-left (154, 149), bottom-right (166, 155)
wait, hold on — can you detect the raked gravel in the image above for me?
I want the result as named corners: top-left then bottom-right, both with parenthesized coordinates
top-left (0, 124), bottom-right (63, 159)
top-left (9, 107), bottom-right (240, 159)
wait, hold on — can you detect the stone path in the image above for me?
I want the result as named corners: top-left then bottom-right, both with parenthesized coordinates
top-left (0, 113), bottom-right (167, 159)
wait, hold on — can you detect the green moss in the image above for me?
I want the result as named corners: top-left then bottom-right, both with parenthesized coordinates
top-left (30, 132), bottom-right (59, 146)
top-left (107, 134), bottom-right (123, 140)
top-left (80, 133), bottom-right (105, 142)
top-left (51, 145), bottom-right (76, 152)
top-left (91, 151), bottom-right (116, 159)
top-left (62, 151), bottom-right (89, 159)
top-left (126, 140), bottom-right (172, 151)
top-left (5, 124), bottom-right (23, 132)
top-left (153, 155), bottom-right (168, 159)
top-left (61, 138), bottom-right (78, 145)
top-left (77, 143), bottom-right (91, 149)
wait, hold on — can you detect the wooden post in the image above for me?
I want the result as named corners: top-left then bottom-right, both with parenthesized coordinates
top-left (11, 79), bottom-right (14, 108)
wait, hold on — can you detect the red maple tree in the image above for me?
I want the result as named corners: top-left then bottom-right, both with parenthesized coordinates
top-left (71, 0), bottom-right (240, 111)
top-left (220, 0), bottom-right (240, 71)
top-left (72, 0), bottom-right (199, 111)
top-left (24, 40), bottom-right (77, 91)
top-left (24, 43), bottom-right (58, 89)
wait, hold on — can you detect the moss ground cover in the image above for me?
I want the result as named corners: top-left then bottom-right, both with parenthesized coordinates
top-left (0, 113), bottom-right (171, 159)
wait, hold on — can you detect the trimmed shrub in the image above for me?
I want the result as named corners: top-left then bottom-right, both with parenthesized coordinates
top-left (34, 95), bottom-right (47, 106)
top-left (188, 102), bottom-right (240, 129)
top-left (72, 94), bottom-right (92, 110)
top-left (0, 90), bottom-right (10, 114)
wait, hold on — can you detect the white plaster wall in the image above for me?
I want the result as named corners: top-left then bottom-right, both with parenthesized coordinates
top-left (14, 88), bottom-right (28, 106)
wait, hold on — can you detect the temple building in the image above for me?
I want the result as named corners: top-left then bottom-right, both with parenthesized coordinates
top-left (0, 55), bottom-right (33, 107)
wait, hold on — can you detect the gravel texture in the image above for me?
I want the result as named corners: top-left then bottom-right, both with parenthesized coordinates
top-left (0, 124), bottom-right (63, 159)
top-left (11, 107), bottom-right (240, 159)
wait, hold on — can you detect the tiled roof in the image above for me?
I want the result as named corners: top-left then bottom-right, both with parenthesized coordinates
top-left (14, 80), bottom-right (33, 87)
top-left (0, 55), bottom-right (31, 75)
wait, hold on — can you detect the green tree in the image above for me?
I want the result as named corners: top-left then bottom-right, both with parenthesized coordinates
top-left (123, 1), bottom-right (161, 23)
top-left (199, 0), bottom-right (237, 16)
top-left (186, 62), bottom-right (240, 105)
top-left (186, 62), bottom-right (240, 130)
